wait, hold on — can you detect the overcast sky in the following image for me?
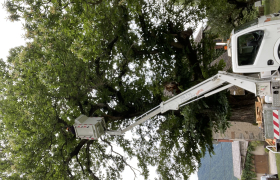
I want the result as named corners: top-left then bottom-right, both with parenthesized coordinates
top-left (0, 5), bottom-right (26, 62)
top-left (0, 3), bottom-right (198, 180)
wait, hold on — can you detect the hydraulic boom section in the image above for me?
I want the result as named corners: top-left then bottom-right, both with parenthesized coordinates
top-left (107, 71), bottom-right (271, 135)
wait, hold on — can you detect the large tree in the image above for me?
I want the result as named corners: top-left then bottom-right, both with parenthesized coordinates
top-left (199, 0), bottom-right (258, 38)
top-left (1, 0), bottom-right (231, 179)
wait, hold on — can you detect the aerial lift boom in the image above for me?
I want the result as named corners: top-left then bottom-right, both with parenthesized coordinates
top-left (106, 71), bottom-right (273, 135)
top-left (74, 12), bottom-right (280, 152)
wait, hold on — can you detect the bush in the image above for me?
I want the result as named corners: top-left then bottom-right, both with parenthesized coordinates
top-left (241, 141), bottom-right (261, 180)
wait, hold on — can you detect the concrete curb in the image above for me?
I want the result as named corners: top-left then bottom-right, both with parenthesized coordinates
top-left (269, 151), bottom-right (278, 174)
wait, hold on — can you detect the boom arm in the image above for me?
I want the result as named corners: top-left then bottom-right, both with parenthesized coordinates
top-left (106, 71), bottom-right (270, 135)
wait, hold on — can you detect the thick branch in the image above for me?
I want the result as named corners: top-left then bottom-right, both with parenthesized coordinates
top-left (227, 0), bottom-right (249, 9)
top-left (67, 168), bottom-right (74, 179)
top-left (94, 57), bottom-right (101, 77)
top-left (66, 139), bottom-right (88, 164)
top-left (86, 0), bottom-right (103, 6)
top-left (88, 103), bottom-right (109, 116)
top-left (86, 141), bottom-right (100, 180)
top-left (228, 93), bottom-right (256, 124)
top-left (57, 117), bottom-right (69, 126)
top-left (104, 84), bottom-right (125, 104)
top-left (177, 30), bottom-right (203, 80)
top-left (76, 155), bottom-right (85, 175)
top-left (54, 103), bottom-right (70, 126)
top-left (106, 36), bottom-right (119, 56)
top-left (138, 13), bottom-right (151, 40)
top-left (94, 36), bottom-right (118, 77)
top-left (78, 101), bottom-right (86, 115)
top-left (170, 42), bottom-right (184, 49)
top-left (118, 53), bottom-right (129, 87)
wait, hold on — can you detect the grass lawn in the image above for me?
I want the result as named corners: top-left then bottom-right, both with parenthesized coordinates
top-left (263, 0), bottom-right (280, 15)
top-left (276, 154), bottom-right (280, 175)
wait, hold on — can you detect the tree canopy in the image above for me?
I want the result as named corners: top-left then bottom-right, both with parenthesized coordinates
top-left (200, 0), bottom-right (257, 38)
top-left (0, 0), bottom-right (252, 179)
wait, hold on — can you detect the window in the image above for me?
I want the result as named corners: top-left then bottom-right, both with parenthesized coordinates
top-left (237, 30), bottom-right (264, 66)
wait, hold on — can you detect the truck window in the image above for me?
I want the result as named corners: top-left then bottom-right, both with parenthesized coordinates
top-left (237, 30), bottom-right (264, 66)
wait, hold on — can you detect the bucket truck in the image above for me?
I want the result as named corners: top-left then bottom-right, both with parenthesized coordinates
top-left (227, 13), bottom-right (280, 75)
top-left (74, 13), bottom-right (280, 153)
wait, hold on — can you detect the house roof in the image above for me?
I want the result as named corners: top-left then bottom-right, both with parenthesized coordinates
top-left (194, 26), bottom-right (204, 43)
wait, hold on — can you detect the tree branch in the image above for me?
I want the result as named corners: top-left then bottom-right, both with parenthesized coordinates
top-left (78, 101), bottom-right (86, 115)
top-left (93, 36), bottom-right (118, 78)
top-left (66, 139), bottom-right (88, 164)
top-left (177, 30), bottom-right (203, 80)
top-left (118, 52), bottom-right (129, 87)
top-left (104, 84), bottom-right (125, 104)
top-left (170, 42), bottom-right (184, 49)
top-left (132, 48), bottom-right (160, 55)
top-left (106, 36), bottom-right (119, 56)
top-left (86, 0), bottom-right (103, 6)
top-left (57, 117), bottom-right (69, 126)
top-left (54, 103), bottom-right (70, 126)
top-left (66, 168), bottom-right (74, 179)
top-left (76, 154), bottom-right (85, 175)
top-left (86, 141), bottom-right (100, 180)
top-left (138, 13), bottom-right (151, 40)
top-left (227, 0), bottom-right (250, 9)
top-left (101, 138), bottom-right (139, 179)
top-left (88, 103), bottom-right (108, 116)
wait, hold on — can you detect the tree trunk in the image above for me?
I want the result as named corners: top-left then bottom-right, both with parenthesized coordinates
top-left (228, 92), bottom-right (257, 124)
top-left (227, 0), bottom-right (250, 8)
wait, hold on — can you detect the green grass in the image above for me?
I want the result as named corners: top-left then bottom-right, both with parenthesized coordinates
top-left (263, 0), bottom-right (280, 15)
top-left (276, 154), bottom-right (280, 176)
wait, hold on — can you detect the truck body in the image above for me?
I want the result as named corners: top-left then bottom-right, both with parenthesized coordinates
top-left (261, 174), bottom-right (279, 180)
top-left (227, 14), bottom-right (280, 74)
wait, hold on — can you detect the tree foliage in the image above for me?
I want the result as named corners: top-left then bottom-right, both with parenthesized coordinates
top-left (199, 0), bottom-right (258, 38)
top-left (0, 0), bottom-right (233, 179)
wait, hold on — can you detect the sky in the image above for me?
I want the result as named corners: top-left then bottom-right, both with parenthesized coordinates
top-left (0, 4), bottom-right (26, 62)
top-left (0, 3), bottom-right (198, 180)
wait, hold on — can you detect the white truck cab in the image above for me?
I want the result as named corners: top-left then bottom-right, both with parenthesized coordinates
top-left (228, 14), bottom-right (280, 73)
